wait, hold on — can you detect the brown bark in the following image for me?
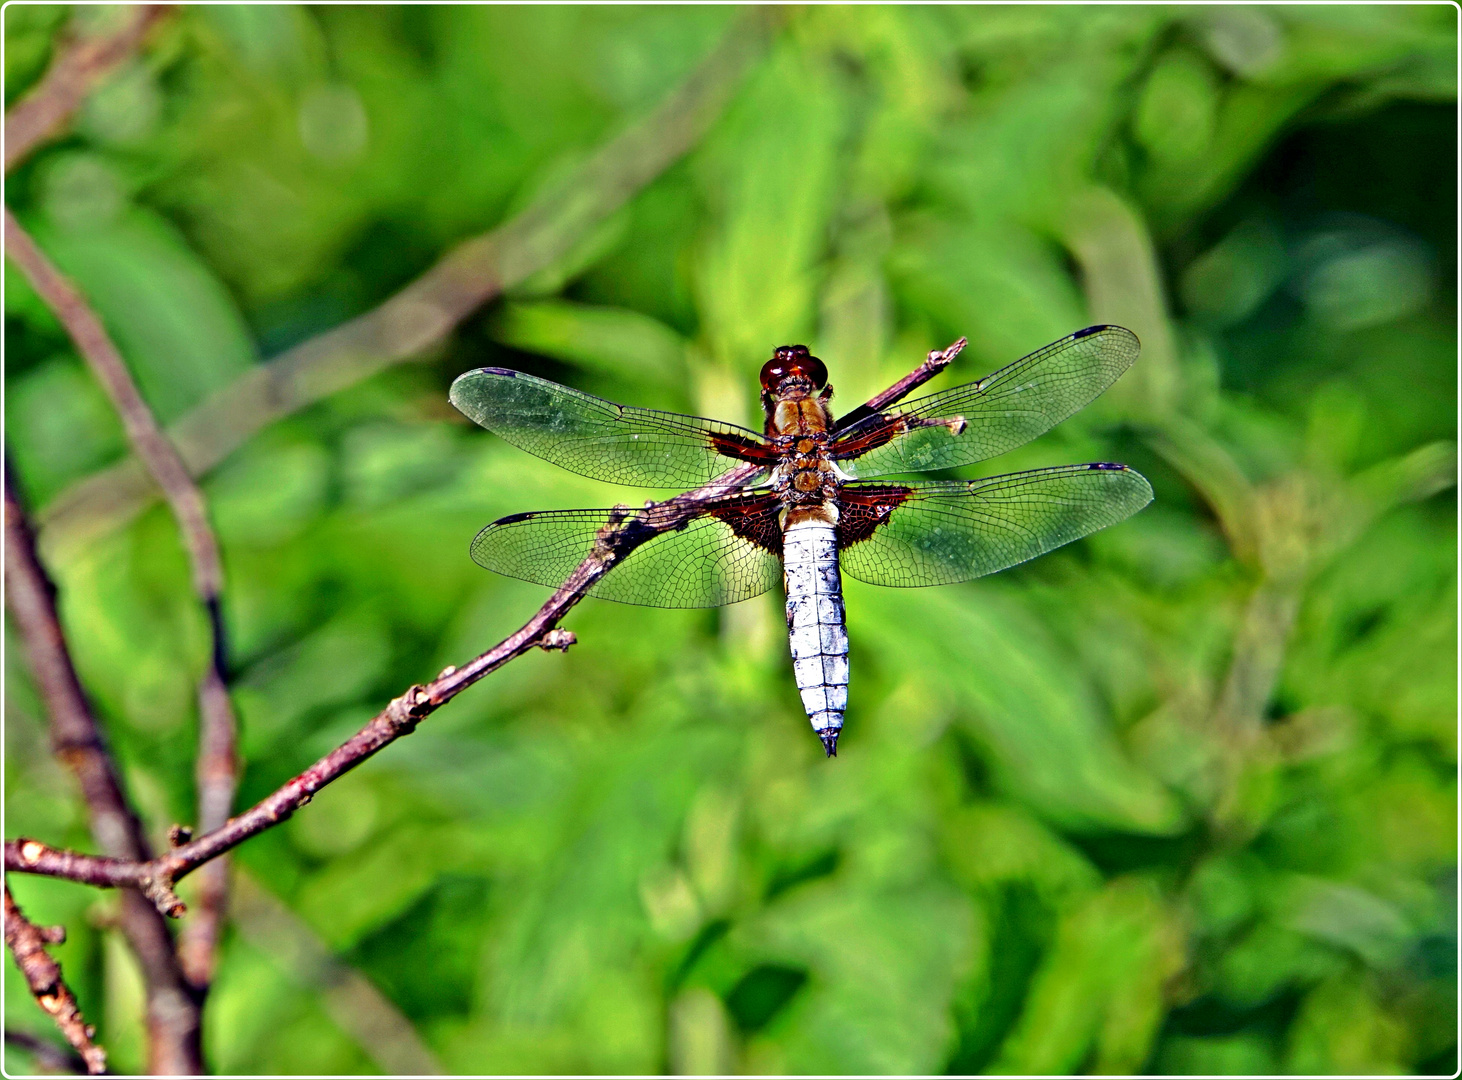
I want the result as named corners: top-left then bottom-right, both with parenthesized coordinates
top-left (4, 884), bottom-right (106, 1075)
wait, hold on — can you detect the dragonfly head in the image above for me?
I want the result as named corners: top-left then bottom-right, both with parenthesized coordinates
top-left (761, 345), bottom-right (828, 395)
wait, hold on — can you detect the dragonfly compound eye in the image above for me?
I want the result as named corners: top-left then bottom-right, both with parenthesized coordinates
top-left (761, 346), bottom-right (828, 391)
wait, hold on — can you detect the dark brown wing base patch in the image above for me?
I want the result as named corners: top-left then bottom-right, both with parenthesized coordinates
top-left (836, 484), bottom-right (913, 547)
top-left (829, 414), bottom-right (907, 460)
top-left (707, 492), bottom-right (784, 556)
top-left (709, 431), bottom-right (781, 463)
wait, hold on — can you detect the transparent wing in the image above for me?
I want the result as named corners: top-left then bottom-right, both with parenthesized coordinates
top-left (837, 463), bottom-right (1152, 588)
top-left (450, 368), bottom-right (773, 488)
top-left (470, 492), bottom-right (784, 608)
top-left (832, 325), bottom-right (1140, 477)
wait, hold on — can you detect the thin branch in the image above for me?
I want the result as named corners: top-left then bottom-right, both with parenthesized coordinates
top-left (8, 842), bottom-right (160, 904)
top-left (831, 337), bottom-right (966, 433)
top-left (4, 209), bottom-right (240, 993)
top-left (5, 1028), bottom-right (89, 1075)
top-left (4, 470), bottom-right (151, 865)
top-left (5, 460), bottom-right (752, 908)
top-left (35, 8), bottom-right (777, 559)
top-left (4, 333), bottom-right (948, 911)
top-left (3, 211), bottom-right (224, 601)
top-left (3, 474), bottom-right (203, 1075)
top-left (4, 6), bottom-right (172, 173)
top-left (177, 628), bottom-right (235, 987)
top-left (3, 885), bottom-right (106, 1075)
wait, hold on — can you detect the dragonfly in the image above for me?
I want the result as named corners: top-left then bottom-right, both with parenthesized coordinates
top-left (449, 325), bottom-right (1151, 758)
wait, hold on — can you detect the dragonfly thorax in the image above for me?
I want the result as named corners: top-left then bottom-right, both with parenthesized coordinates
top-left (768, 422), bottom-right (838, 507)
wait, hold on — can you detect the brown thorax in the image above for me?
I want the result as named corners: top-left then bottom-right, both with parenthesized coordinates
top-left (759, 345), bottom-right (841, 512)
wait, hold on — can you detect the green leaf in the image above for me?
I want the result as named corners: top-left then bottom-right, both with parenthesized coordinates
top-left (1134, 50), bottom-right (1221, 164)
top-left (941, 803), bottom-right (1101, 903)
top-left (1284, 973), bottom-right (1409, 1074)
top-left (989, 878), bottom-right (1184, 1074)
top-left (489, 299), bottom-right (686, 384)
top-left (852, 584), bottom-right (1186, 834)
top-left (693, 39), bottom-right (849, 369)
top-left (741, 881), bottom-right (978, 1074)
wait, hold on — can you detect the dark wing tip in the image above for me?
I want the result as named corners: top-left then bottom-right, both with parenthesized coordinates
top-left (1086, 461), bottom-right (1128, 471)
top-left (449, 368), bottom-right (520, 412)
top-left (449, 366), bottom-right (519, 389)
top-left (1064, 325), bottom-right (1140, 350)
top-left (451, 366), bottom-right (518, 380)
top-left (819, 729), bottom-right (840, 758)
top-left (1071, 324), bottom-right (1138, 343)
top-left (491, 510), bottom-right (539, 525)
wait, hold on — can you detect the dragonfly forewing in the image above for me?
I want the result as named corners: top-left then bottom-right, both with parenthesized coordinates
top-left (832, 325), bottom-right (1139, 478)
top-left (450, 367), bottom-right (773, 488)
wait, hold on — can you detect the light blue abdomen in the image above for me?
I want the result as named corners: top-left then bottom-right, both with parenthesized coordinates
top-left (782, 518), bottom-right (849, 755)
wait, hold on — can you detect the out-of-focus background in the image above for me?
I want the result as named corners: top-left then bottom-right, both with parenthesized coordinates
top-left (4, 5), bottom-right (1456, 1075)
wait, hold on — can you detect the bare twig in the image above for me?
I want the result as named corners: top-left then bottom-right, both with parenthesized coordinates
top-left (4, 470), bottom-right (150, 865)
top-left (4, 473), bottom-right (204, 1074)
top-left (7, 463), bottom-right (755, 909)
top-left (831, 337), bottom-right (966, 433)
top-left (4, 209), bottom-right (240, 993)
top-left (3, 885), bottom-right (106, 1075)
top-left (3, 211), bottom-right (224, 603)
top-left (7, 840), bottom-right (185, 917)
top-left (5, 338), bottom-right (947, 910)
top-left (177, 635), bottom-right (235, 987)
top-left (4, 6), bottom-right (172, 173)
top-left (36, 9), bottom-right (777, 558)
top-left (5, 1027), bottom-right (90, 1075)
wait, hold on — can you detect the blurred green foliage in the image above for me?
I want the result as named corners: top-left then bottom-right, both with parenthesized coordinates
top-left (4, 5), bottom-right (1456, 1075)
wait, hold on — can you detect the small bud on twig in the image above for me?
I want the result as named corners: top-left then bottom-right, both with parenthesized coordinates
top-left (538, 629), bottom-right (576, 653)
top-left (140, 876), bottom-right (185, 919)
